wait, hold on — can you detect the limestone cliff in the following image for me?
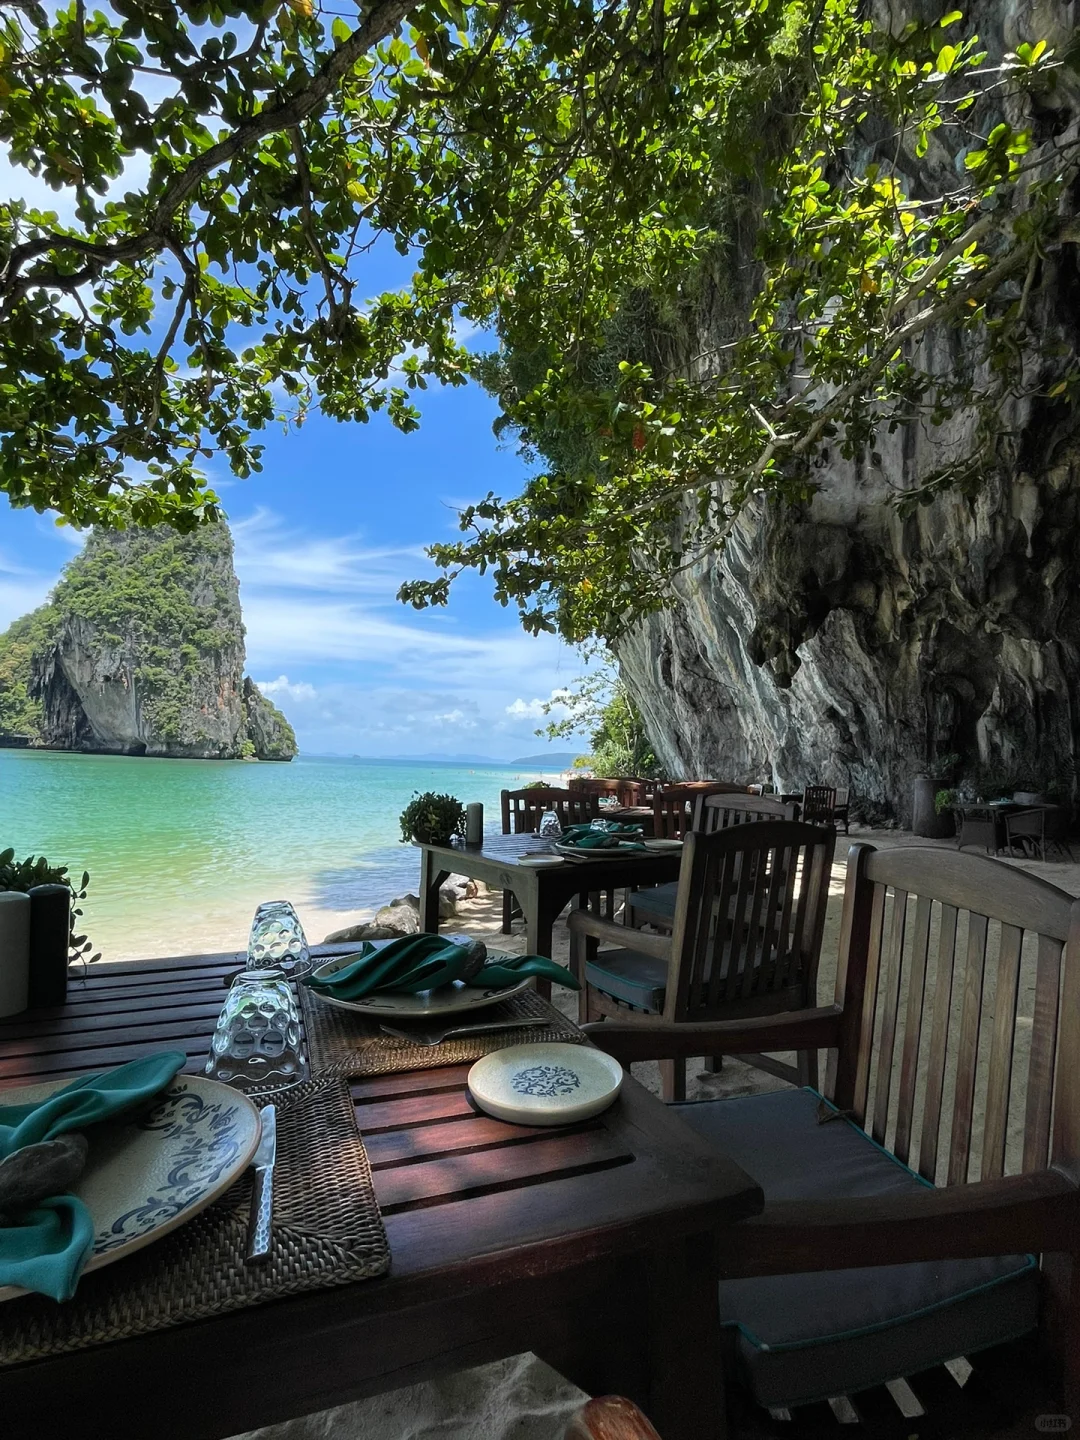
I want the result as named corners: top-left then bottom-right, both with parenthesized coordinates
top-left (617, 1), bottom-right (1080, 821)
top-left (0, 523), bottom-right (297, 760)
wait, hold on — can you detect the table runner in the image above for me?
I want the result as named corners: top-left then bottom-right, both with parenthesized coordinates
top-left (300, 984), bottom-right (586, 1078)
top-left (0, 1075), bottom-right (390, 1367)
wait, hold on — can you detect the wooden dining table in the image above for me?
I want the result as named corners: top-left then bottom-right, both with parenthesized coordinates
top-left (418, 832), bottom-right (681, 960)
top-left (0, 946), bottom-right (762, 1440)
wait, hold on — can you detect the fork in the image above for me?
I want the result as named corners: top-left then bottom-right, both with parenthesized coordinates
top-left (378, 1015), bottom-right (548, 1047)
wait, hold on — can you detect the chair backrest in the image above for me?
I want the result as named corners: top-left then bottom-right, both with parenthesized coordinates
top-left (830, 844), bottom-right (1080, 1187)
top-left (664, 820), bottom-right (836, 1023)
top-left (834, 786), bottom-right (850, 809)
top-left (567, 776), bottom-right (646, 806)
top-left (500, 787), bottom-right (600, 834)
top-left (652, 781), bottom-right (753, 839)
top-left (696, 793), bottom-right (799, 832)
top-left (801, 784), bottom-right (837, 825)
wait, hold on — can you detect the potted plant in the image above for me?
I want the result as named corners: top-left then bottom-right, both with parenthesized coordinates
top-left (912, 753), bottom-right (960, 838)
top-left (399, 792), bottom-right (466, 846)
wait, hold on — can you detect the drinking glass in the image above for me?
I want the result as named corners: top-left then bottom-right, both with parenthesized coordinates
top-left (538, 809), bottom-right (562, 839)
top-left (205, 968), bottom-right (306, 1092)
top-left (248, 900), bottom-right (310, 977)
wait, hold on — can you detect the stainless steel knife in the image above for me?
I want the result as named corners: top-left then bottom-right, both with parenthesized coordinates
top-left (245, 1103), bottom-right (277, 1265)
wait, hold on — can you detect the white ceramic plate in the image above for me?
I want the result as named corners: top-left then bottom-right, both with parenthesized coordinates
top-left (308, 951), bottom-right (532, 1019)
top-left (516, 853), bottom-right (565, 868)
top-left (0, 1073), bottom-right (261, 1302)
top-left (643, 838), bottom-right (683, 851)
top-left (467, 1042), bottom-right (623, 1126)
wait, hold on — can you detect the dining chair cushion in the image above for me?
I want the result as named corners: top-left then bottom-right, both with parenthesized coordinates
top-left (627, 883), bottom-right (679, 925)
top-left (675, 1087), bottom-right (1038, 1408)
top-left (584, 948), bottom-right (668, 1012)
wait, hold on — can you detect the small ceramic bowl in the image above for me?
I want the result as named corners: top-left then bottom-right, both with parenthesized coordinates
top-left (467, 1042), bottom-right (623, 1125)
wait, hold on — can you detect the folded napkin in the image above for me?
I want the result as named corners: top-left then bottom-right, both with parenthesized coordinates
top-left (0, 1050), bottom-right (185, 1301)
top-left (558, 822), bottom-right (646, 850)
top-left (304, 933), bottom-right (579, 1001)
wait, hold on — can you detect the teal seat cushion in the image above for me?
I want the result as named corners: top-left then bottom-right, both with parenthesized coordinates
top-left (628, 883), bottom-right (678, 925)
top-left (675, 1088), bottom-right (1038, 1409)
top-left (584, 948), bottom-right (667, 1011)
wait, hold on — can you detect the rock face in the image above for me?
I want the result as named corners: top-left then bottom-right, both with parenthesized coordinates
top-left (618, 1), bottom-right (1080, 822)
top-left (5, 523), bottom-right (297, 761)
top-left (242, 677), bottom-right (297, 761)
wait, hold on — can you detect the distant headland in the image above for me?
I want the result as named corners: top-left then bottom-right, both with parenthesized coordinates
top-left (0, 522), bottom-right (296, 761)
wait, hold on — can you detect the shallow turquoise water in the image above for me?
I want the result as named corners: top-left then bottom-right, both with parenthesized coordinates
top-left (1, 750), bottom-right (552, 960)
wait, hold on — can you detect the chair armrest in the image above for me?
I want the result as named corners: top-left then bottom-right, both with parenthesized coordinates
top-left (567, 908), bottom-right (671, 960)
top-left (582, 1006), bottom-right (843, 1062)
top-left (723, 1168), bottom-right (1080, 1278)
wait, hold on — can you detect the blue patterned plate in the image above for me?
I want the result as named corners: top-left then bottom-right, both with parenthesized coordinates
top-left (0, 1074), bottom-right (261, 1302)
top-left (467, 1042), bottom-right (623, 1126)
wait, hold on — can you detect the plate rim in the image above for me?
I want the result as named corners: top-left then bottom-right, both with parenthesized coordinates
top-left (0, 1073), bottom-right (262, 1303)
top-left (308, 972), bottom-right (533, 1018)
top-left (552, 840), bottom-right (651, 862)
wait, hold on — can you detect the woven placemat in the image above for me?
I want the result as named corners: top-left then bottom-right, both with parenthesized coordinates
top-left (300, 984), bottom-right (586, 1078)
top-left (0, 1075), bottom-right (390, 1367)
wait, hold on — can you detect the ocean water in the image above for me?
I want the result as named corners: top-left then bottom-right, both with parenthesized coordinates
top-left (1, 750), bottom-right (556, 961)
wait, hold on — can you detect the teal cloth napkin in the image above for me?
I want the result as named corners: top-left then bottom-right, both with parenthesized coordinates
top-left (304, 933), bottom-right (580, 1000)
top-left (558, 822), bottom-right (646, 850)
top-left (0, 1050), bottom-right (186, 1302)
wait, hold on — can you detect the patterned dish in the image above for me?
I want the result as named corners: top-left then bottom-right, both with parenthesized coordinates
top-left (467, 1042), bottom-right (623, 1125)
top-left (308, 952), bottom-right (532, 1019)
top-left (0, 1074), bottom-right (261, 1302)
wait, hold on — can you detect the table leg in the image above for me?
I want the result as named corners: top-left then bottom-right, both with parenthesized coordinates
top-left (643, 1235), bottom-right (726, 1439)
top-left (419, 850), bottom-right (451, 935)
top-left (525, 882), bottom-right (558, 1001)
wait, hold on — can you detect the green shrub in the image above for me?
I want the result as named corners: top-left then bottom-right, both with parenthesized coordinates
top-left (399, 792), bottom-right (466, 845)
top-left (0, 848), bottom-right (100, 966)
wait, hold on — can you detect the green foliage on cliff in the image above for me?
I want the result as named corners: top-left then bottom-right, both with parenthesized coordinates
top-left (397, 6), bottom-right (1072, 641)
top-left (52, 524), bottom-right (243, 746)
top-left (0, 523), bottom-right (297, 757)
top-left (539, 665), bottom-right (660, 778)
top-left (0, 605), bottom-right (56, 738)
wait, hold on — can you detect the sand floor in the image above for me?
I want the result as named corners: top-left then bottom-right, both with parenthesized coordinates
top-left (233, 826), bottom-right (1080, 1440)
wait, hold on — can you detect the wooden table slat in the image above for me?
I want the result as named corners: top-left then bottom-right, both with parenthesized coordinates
top-left (364, 1114), bottom-right (594, 1167)
top-left (373, 1127), bottom-right (634, 1213)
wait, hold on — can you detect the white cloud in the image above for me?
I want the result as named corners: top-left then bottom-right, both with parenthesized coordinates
top-left (254, 675), bottom-right (318, 702)
top-left (505, 688), bottom-right (570, 721)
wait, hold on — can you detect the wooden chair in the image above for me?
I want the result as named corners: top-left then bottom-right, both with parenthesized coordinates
top-left (650, 781), bottom-right (753, 840)
top-left (500, 787), bottom-right (600, 933)
top-left (1006, 805), bottom-right (1076, 863)
top-left (833, 786), bottom-right (851, 834)
top-left (628, 794), bottom-right (799, 931)
top-left (585, 844), bottom-right (1080, 1427)
top-left (801, 784), bottom-right (838, 827)
top-left (568, 777), bottom-right (647, 806)
top-left (570, 821), bottom-right (835, 1100)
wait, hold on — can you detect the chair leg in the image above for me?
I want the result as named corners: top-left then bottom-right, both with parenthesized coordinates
top-left (659, 1058), bottom-right (686, 1102)
top-left (501, 890), bottom-right (513, 934)
top-left (702, 1055), bottom-right (723, 1073)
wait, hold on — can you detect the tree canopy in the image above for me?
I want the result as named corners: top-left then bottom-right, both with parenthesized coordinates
top-left (0, 1), bottom-right (1071, 640)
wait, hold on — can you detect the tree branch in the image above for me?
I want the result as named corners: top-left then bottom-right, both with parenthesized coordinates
top-left (0, 0), bottom-right (412, 312)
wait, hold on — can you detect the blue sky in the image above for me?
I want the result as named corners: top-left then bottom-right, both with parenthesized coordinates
top-left (0, 154), bottom-right (590, 759)
top-left (0, 379), bottom-right (590, 758)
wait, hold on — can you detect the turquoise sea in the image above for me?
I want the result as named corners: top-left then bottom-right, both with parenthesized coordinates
top-left (1, 750), bottom-right (556, 961)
